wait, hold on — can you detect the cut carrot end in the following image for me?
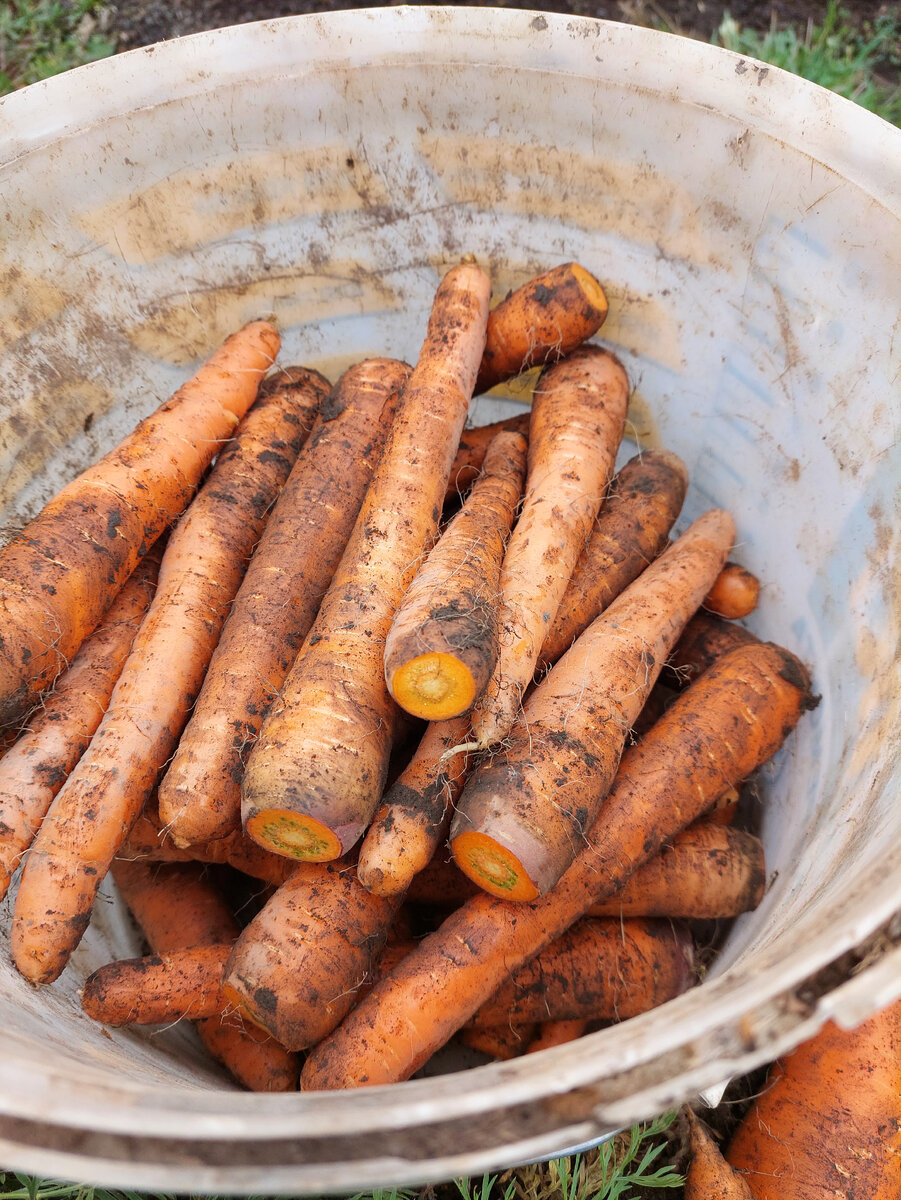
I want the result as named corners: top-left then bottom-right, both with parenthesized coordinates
top-left (570, 263), bottom-right (609, 319)
top-left (451, 831), bottom-right (539, 902)
top-left (245, 810), bottom-right (342, 862)
top-left (390, 652), bottom-right (478, 721)
top-left (220, 983), bottom-right (275, 1035)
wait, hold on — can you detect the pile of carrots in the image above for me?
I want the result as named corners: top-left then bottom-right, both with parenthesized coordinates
top-left (0, 261), bottom-right (818, 1100)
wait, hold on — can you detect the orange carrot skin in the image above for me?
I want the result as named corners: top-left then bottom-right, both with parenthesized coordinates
top-left (460, 1023), bottom-right (537, 1060)
top-left (685, 1110), bottom-right (754, 1200)
top-left (703, 562), bottom-right (761, 620)
top-left (452, 509), bottom-right (736, 899)
top-left (475, 263), bottom-right (609, 394)
top-left (726, 1001), bottom-right (901, 1199)
top-left (158, 359), bottom-right (408, 849)
top-left (445, 412), bottom-right (530, 503)
top-left (525, 1019), bottom-right (589, 1054)
top-left (0, 321), bottom-right (279, 729)
top-left (385, 429), bottom-right (528, 722)
top-left (81, 944), bottom-right (230, 1025)
top-left (11, 384), bottom-right (309, 986)
top-left (539, 449), bottom-right (689, 669)
top-left (468, 918), bottom-right (695, 1026)
top-left (666, 611), bottom-right (759, 688)
top-left (221, 858), bottom-right (400, 1051)
top-left (300, 640), bottom-right (813, 1090)
top-left (242, 264), bottom-right (491, 860)
top-left (0, 547), bottom-right (160, 901)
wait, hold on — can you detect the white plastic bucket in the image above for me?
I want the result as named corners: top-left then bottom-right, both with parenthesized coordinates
top-left (1, 7), bottom-right (899, 1192)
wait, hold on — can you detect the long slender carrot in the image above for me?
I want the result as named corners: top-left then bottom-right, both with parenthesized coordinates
top-left (111, 857), bottom-right (298, 1091)
top-left (241, 263), bottom-right (491, 862)
top-left (538, 449), bottom-right (689, 669)
top-left (725, 999), bottom-right (901, 1199)
top-left (702, 562), bottom-right (761, 620)
top-left (11, 383), bottom-right (310, 985)
top-left (445, 412), bottom-right (530, 503)
top-left (0, 546), bottom-right (160, 901)
top-left (81, 943), bottom-right (231, 1026)
top-left (0, 320), bottom-right (279, 729)
top-left (356, 714), bottom-right (471, 897)
top-left (685, 1110), bottom-right (754, 1200)
top-left (451, 509), bottom-right (736, 900)
top-left (300, 639), bottom-right (814, 1090)
top-left (468, 345), bottom-right (630, 751)
top-left (475, 263), bottom-right (609, 394)
top-left (157, 358), bottom-right (408, 849)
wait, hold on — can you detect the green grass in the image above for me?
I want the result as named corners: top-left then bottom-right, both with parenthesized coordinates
top-left (0, 0), bottom-right (115, 95)
top-left (713, 2), bottom-right (901, 125)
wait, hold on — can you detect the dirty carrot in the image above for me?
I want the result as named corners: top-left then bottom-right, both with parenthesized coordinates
top-left (385, 429), bottom-right (527, 721)
top-left (111, 857), bottom-right (298, 1091)
top-left (445, 412), bottom-right (530, 502)
top-left (0, 320), bottom-right (279, 729)
top-left (459, 1023), bottom-right (537, 1060)
top-left (702, 562), bottom-right (761, 620)
top-left (241, 263), bottom-right (491, 862)
top-left (81, 944), bottom-right (231, 1026)
top-left (468, 344), bottom-right (630, 751)
top-left (158, 358), bottom-right (408, 848)
top-left (665, 610), bottom-right (759, 687)
top-left (0, 546), bottom-right (160, 902)
top-left (300, 639), bottom-right (814, 1090)
top-left (538, 448), bottom-right (689, 669)
top-left (11, 383), bottom-right (310, 985)
top-left (475, 263), bottom-right (609, 394)
top-left (726, 999), bottom-right (901, 1199)
top-left (525, 1019), bottom-right (589, 1054)
top-left (451, 508), bottom-right (736, 900)
top-left (356, 713), bottom-right (472, 897)
top-left (685, 1109), bottom-right (754, 1200)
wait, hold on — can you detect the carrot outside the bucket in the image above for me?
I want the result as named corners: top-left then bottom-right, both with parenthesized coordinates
top-left (300, 639), bottom-right (815, 1090)
top-left (240, 263), bottom-right (491, 863)
top-left (450, 508), bottom-right (736, 901)
top-left (10, 382), bottom-right (310, 987)
top-left (685, 1110), bottom-right (754, 1200)
top-left (384, 428), bottom-right (527, 722)
top-left (157, 358), bottom-right (408, 850)
top-left (475, 262), bottom-right (609, 394)
top-left (0, 320), bottom-right (280, 732)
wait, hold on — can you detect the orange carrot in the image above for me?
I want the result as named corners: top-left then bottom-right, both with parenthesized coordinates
top-left (538, 449), bottom-right (689, 669)
top-left (451, 509), bottom-right (736, 900)
top-left (0, 546), bottom-right (160, 901)
top-left (385, 429), bottom-right (527, 722)
top-left (459, 1023), bottom-right (537, 1060)
top-left (111, 857), bottom-right (298, 1091)
top-left (445, 412), bottom-right (530, 502)
top-left (525, 1019), bottom-right (589, 1054)
top-left (81, 943), bottom-right (230, 1026)
top-left (475, 263), bottom-right (609, 394)
top-left (0, 320), bottom-right (279, 729)
top-left (467, 918), bottom-right (695, 1026)
top-left (666, 611), bottom-right (759, 687)
top-left (726, 1000), bottom-right (901, 1199)
top-left (703, 562), bottom-right (761, 620)
top-left (241, 263), bottom-right (491, 862)
top-left (11, 383), bottom-right (310, 985)
top-left (158, 358), bottom-right (408, 849)
top-left (356, 714), bottom-right (471, 897)
top-left (685, 1110), bottom-right (754, 1200)
top-left (468, 345), bottom-right (630, 751)
top-left (221, 857), bottom-right (400, 1051)
top-left (300, 640), bottom-right (813, 1090)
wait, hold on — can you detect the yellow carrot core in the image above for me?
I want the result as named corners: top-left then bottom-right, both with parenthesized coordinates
top-left (570, 263), bottom-right (609, 318)
top-left (390, 652), bottom-right (478, 721)
top-left (245, 810), bottom-right (342, 862)
top-left (451, 831), bottom-right (539, 902)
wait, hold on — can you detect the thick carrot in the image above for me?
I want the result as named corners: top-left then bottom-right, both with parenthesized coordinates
top-left (468, 345), bottom-right (630, 751)
top-left (445, 412), bottom-right (530, 502)
top-left (467, 918), bottom-right (695, 1026)
top-left (300, 640), bottom-right (814, 1090)
top-left (241, 263), bottom-right (491, 862)
top-left (81, 943), bottom-right (231, 1026)
top-left (726, 1000), bottom-right (901, 1199)
top-left (451, 509), bottom-right (736, 900)
top-left (356, 714), bottom-right (471, 897)
top-left (666, 611), bottom-right (759, 688)
top-left (702, 562), bottom-right (761, 620)
top-left (158, 358), bottom-right (407, 849)
top-left (220, 858), bottom-right (401, 1051)
top-left (525, 1019), bottom-right (589, 1054)
top-left (475, 263), bottom-right (609, 394)
top-left (0, 320), bottom-right (279, 729)
top-left (459, 1023), bottom-right (537, 1060)
top-left (11, 383), bottom-right (310, 985)
top-left (685, 1110), bottom-right (754, 1200)
top-left (538, 449), bottom-right (689, 669)
top-left (385, 429), bottom-right (527, 721)
top-left (111, 857), bottom-right (298, 1091)
top-left (0, 546), bottom-right (160, 902)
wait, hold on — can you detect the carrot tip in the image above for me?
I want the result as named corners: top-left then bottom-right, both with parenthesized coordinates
top-left (389, 652), bottom-right (478, 721)
top-left (451, 830), bottom-right (539, 902)
top-left (245, 810), bottom-right (342, 862)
